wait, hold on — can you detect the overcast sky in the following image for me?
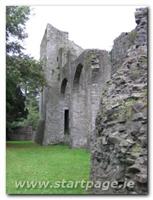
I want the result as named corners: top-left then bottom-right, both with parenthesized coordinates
top-left (24, 6), bottom-right (140, 60)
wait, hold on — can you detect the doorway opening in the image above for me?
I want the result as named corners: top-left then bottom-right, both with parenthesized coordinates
top-left (64, 109), bottom-right (69, 135)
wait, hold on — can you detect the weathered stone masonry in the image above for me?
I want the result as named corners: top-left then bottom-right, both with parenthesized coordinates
top-left (91, 7), bottom-right (148, 194)
top-left (35, 23), bottom-right (111, 147)
top-left (34, 7), bottom-right (148, 194)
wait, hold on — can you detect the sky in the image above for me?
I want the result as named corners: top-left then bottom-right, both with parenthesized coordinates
top-left (24, 6), bottom-right (140, 60)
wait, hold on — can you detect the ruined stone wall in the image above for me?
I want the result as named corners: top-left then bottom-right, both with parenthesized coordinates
top-left (56, 49), bottom-right (111, 148)
top-left (36, 23), bottom-right (111, 148)
top-left (7, 126), bottom-right (33, 141)
top-left (69, 50), bottom-right (111, 148)
top-left (111, 8), bottom-right (147, 75)
top-left (41, 24), bottom-right (68, 145)
top-left (110, 31), bottom-right (134, 74)
top-left (36, 24), bottom-right (83, 145)
top-left (90, 8), bottom-right (148, 194)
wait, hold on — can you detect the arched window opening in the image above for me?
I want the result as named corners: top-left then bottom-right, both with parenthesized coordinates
top-left (61, 78), bottom-right (68, 96)
top-left (73, 64), bottom-right (83, 90)
top-left (58, 48), bottom-right (63, 68)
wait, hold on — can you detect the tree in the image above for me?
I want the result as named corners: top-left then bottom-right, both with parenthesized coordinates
top-left (6, 6), bottom-right (45, 130)
top-left (6, 6), bottom-right (30, 55)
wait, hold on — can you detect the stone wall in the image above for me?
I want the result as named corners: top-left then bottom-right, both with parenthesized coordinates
top-left (90, 8), bottom-right (148, 194)
top-left (35, 23), bottom-right (111, 148)
top-left (110, 31), bottom-right (134, 74)
top-left (7, 126), bottom-right (33, 141)
top-left (110, 8), bottom-right (148, 75)
top-left (69, 50), bottom-right (111, 148)
top-left (36, 24), bottom-right (84, 146)
top-left (36, 9), bottom-right (148, 192)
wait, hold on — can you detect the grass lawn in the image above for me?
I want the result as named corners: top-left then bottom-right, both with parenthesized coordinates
top-left (6, 141), bottom-right (90, 194)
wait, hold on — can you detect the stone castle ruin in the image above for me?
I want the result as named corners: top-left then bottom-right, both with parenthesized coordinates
top-left (35, 19), bottom-right (111, 147)
top-left (91, 8), bottom-right (148, 194)
top-left (35, 7), bottom-right (147, 149)
top-left (35, 7), bottom-right (148, 194)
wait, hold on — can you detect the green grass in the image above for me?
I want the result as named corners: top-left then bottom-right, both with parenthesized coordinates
top-left (6, 141), bottom-right (90, 194)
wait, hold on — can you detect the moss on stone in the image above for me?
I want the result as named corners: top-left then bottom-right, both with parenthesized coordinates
top-left (128, 31), bottom-right (137, 44)
top-left (131, 143), bottom-right (142, 153)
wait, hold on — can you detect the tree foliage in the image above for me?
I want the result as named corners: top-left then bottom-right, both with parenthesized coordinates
top-left (6, 6), bottom-right (45, 130)
top-left (6, 6), bottom-right (30, 54)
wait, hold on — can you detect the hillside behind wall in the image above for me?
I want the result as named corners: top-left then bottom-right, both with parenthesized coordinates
top-left (90, 8), bottom-right (148, 194)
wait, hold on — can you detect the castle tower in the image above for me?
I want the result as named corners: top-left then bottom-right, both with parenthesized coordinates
top-left (36, 24), bottom-right (111, 148)
top-left (37, 24), bottom-right (83, 145)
